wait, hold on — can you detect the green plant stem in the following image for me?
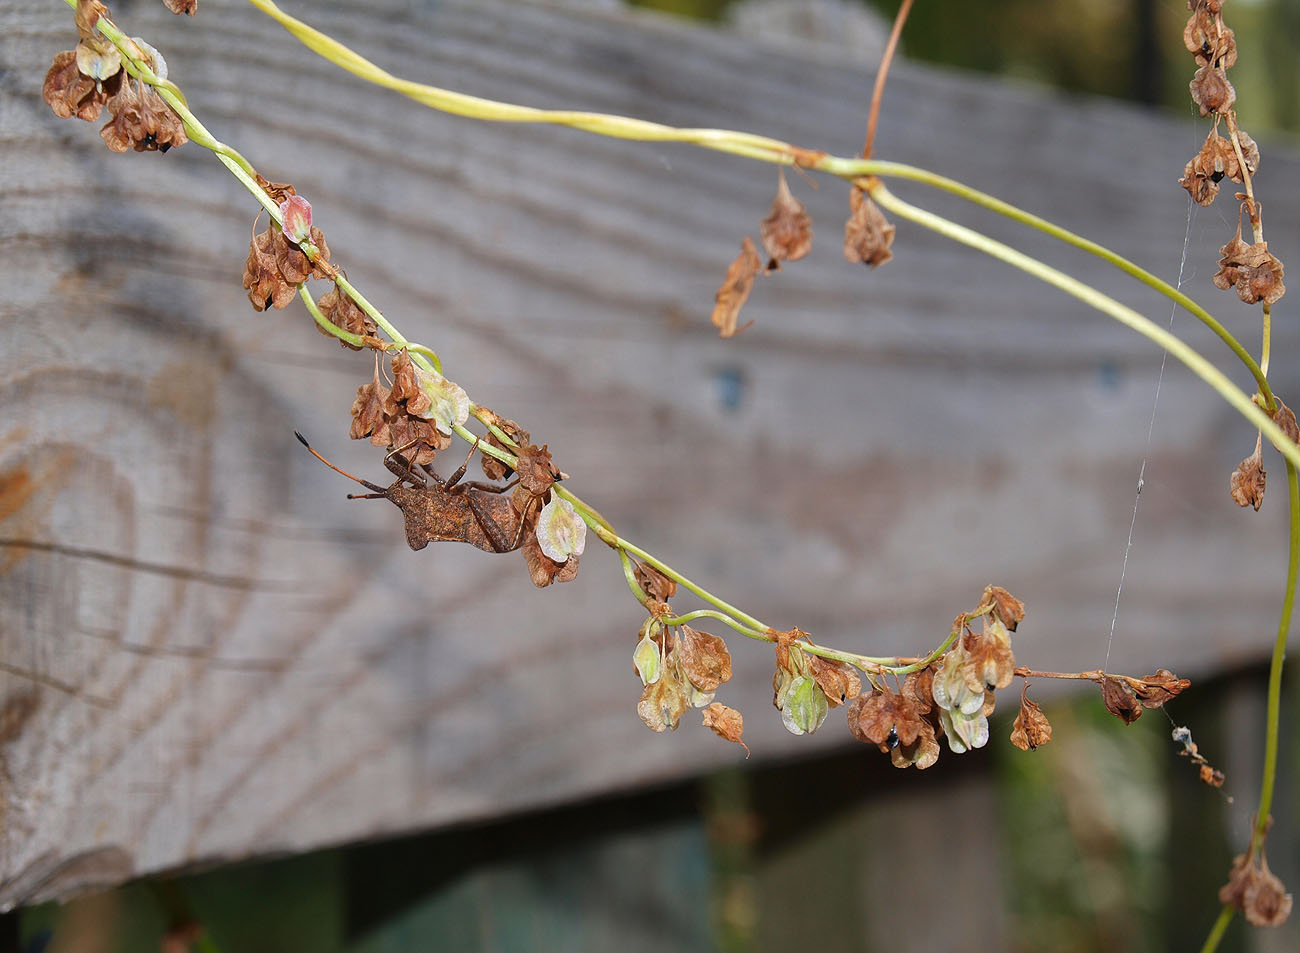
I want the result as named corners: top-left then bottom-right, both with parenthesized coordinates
top-left (867, 183), bottom-right (1300, 471)
top-left (661, 609), bottom-right (769, 640)
top-left (239, 0), bottom-right (1270, 404)
top-left (1198, 904), bottom-right (1235, 953)
top-left (619, 548), bottom-right (648, 602)
top-left (589, 525), bottom-right (769, 633)
top-left (299, 285), bottom-right (367, 348)
top-left (829, 162), bottom-right (1275, 408)
top-left (1253, 460), bottom-right (1299, 850)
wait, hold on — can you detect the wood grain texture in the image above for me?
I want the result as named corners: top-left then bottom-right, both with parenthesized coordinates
top-left (2, 0), bottom-right (1298, 904)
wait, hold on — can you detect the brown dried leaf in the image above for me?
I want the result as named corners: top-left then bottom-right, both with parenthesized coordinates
top-left (843, 186), bottom-right (895, 268)
top-left (318, 284), bottom-right (378, 350)
top-left (904, 668), bottom-right (935, 714)
top-left (1183, 10), bottom-right (1236, 68)
top-left (255, 175), bottom-right (297, 206)
top-left (1100, 676), bottom-right (1142, 725)
top-left (477, 411), bottom-right (530, 481)
top-left (847, 686), bottom-right (928, 750)
top-left (1232, 130), bottom-right (1260, 181)
top-left (1189, 63), bottom-right (1235, 117)
top-left (1133, 668), bottom-right (1191, 709)
top-left (677, 626), bottom-right (732, 693)
top-left (100, 78), bottom-right (188, 153)
top-left (638, 676), bottom-right (689, 732)
top-left (241, 228), bottom-right (295, 312)
top-left (515, 444), bottom-right (558, 498)
top-left (633, 561), bottom-right (677, 602)
top-left (521, 517), bottom-right (579, 588)
top-left (1220, 853), bottom-right (1254, 909)
top-left (1009, 685), bottom-right (1052, 751)
top-left (1214, 222), bottom-right (1253, 291)
top-left (1200, 763), bottom-right (1226, 788)
top-left (1222, 852), bottom-right (1293, 927)
top-left (702, 702), bottom-right (749, 756)
top-left (962, 618), bottom-right (1015, 694)
top-left (984, 585), bottom-right (1025, 631)
top-left (1235, 245), bottom-right (1287, 307)
top-left (1271, 399), bottom-right (1300, 445)
top-left (807, 654), bottom-right (861, 708)
top-left (75, 0), bottom-right (108, 37)
top-left (43, 48), bottom-right (120, 122)
top-left (385, 414), bottom-right (448, 467)
top-left (759, 169), bottom-right (812, 272)
top-left (163, 0), bottom-right (199, 14)
top-left (350, 363), bottom-right (392, 444)
top-left (710, 237), bottom-right (762, 338)
top-left (891, 719), bottom-right (940, 770)
top-left (1244, 860), bottom-right (1293, 927)
top-left (273, 225), bottom-right (329, 285)
top-left (1230, 432), bottom-right (1266, 510)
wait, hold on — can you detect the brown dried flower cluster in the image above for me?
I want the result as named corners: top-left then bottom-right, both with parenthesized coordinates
top-left (848, 670), bottom-right (939, 769)
top-left (349, 352), bottom-right (452, 466)
top-left (1213, 219), bottom-right (1286, 307)
top-left (1178, 2), bottom-right (1285, 321)
top-left (842, 586), bottom-right (1025, 770)
top-left (42, 3), bottom-right (187, 153)
top-left (241, 218), bottom-right (331, 313)
top-left (1221, 846), bottom-right (1293, 927)
top-left (1098, 669), bottom-right (1191, 725)
top-left (316, 284), bottom-right (380, 349)
top-left (634, 620), bottom-right (736, 737)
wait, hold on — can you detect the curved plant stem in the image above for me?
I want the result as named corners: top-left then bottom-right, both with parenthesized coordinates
top-left (1199, 904), bottom-right (1235, 953)
top-left (861, 0), bottom-right (912, 159)
top-left (238, 0), bottom-right (1270, 405)
top-left (838, 163), bottom-right (1275, 407)
top-left (299, 285), bottom-right (367, 348)
top-left (661, 609), bottom-right (769, 640)
top-left (867, 183), bottom-right (1300, 471)
top-left (243, 0), bottom-right (813, 164)
top-left (1253, 460), bottom-right (1299, 852)
top-left (590, 525), bottom-right (769, 634)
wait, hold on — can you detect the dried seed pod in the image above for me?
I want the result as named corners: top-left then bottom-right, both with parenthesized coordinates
top-left (1009, 686), bottom-right (1052, 751)
top-left (843, 186), bottom-right (895, 267)
top-left (43, 48), bottom-right (121, 121)
top-left (1100, 676), bottom-right (1142, 725)
top-left (1230, 433), bottom-right (1266, 511)
top-left (350, 363), bottom-right (392, 444)
top-left (1190, 63), bottom-right (1236, 117)
top-left (633, 561), bottom-right (677, 602)
top-left (677, 626), bottom-right (732, 693)
top-left (808, 654), bottom-right (861, 707)
top-left (759, 169), bottom-right (812, 272)
top-left (100, 76), bottom-right (188, 153)
top-left (711, 237), bottom-right (762, 338)
top-left (318, 284), bottom-right (379, 349)
top-left (701, 703), bottom-right (749, 756)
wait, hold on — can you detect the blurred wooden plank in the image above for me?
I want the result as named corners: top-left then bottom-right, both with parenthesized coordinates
top-left (2, 0), bottom-right (1299, 904)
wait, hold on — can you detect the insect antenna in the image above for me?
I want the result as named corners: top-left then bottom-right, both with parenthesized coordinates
top-left (295, 431), bottom-right (388, 494)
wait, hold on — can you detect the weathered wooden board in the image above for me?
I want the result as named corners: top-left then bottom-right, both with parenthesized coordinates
top-left (2, 0), bottom-right (1298, 905)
